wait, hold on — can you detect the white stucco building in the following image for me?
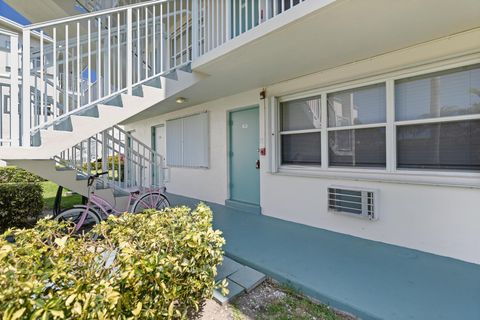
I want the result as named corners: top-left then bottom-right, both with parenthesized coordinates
top-left (1, 0), bottom-right (480, 267)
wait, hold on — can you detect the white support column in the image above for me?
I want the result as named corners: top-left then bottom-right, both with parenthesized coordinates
top-left (226, 0), bottom-right (231, 40)
top-left (102, 131), bottom-right (109, 173)
top-left (10, 34), bottom-right (19, 146)
top-left (77, 23), bottom-right (81, 109)
top-left (321, 94), bottom-right (328, 169)
top-left (21, 30), bottom-right (31, 146)
top-left (269, 97), bottom-right (279, 173)
top-left (126, 7), bottom-right (133, 95)
top-left (160, 3), bottom-right (164, 73)
top-left (53, 28), bottom-right (57, 117)
top-left (386, 79), bottom-right (395, 173)
top-left (191, 0), bottom-right (199, 59)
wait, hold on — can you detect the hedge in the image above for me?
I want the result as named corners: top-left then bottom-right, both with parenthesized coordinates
top-left (0, 166), bottom-right (45, 183)
top-left (83, 155), bottom-right (124, 171)
top-left (83, 155), bottom-right (125, 181)
top-left (0, 204), bottom-right (226, 319)
top-left (0, 183), bottom-right (43, 231)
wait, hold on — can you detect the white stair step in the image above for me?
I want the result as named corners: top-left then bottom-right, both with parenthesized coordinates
top-left (1, 67), bottom-right (203, 161)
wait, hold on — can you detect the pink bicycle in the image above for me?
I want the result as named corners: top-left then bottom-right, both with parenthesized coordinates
top-left (55, 171), bottom-right (170, 235)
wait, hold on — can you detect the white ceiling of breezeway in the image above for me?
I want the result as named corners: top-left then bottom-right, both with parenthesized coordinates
top-left (124, 0), bottom-right (480, 123)
top-left (15, 0), bottom-right (477, 123)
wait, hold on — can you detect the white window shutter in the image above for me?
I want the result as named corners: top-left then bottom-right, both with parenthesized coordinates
top-left (166, 118), bottom-right (183, 166)
top-left (166, 112), bottom-right (209, 168)
top-left (183, 112), bottom-right (209, 168)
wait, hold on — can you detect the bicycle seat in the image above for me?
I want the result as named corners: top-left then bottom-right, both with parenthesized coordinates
top-left (124, 187), bottom-right (141, 194)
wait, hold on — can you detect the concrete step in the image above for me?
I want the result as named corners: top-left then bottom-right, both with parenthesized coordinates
top-left (213, 256), bottom-right (266, 305)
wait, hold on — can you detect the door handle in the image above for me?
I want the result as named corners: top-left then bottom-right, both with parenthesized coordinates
top-left (256, 160), bottom-right (260, 169)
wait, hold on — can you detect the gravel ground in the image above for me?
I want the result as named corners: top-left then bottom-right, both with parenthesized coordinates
top-left (200, 280), bottom-right (356, 320)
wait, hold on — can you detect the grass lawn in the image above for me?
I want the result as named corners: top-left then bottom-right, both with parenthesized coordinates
top-left (41, 181), bottom-right (83, 211)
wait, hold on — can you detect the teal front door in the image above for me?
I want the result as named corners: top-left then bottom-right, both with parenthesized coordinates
top-left (229, 107), bottom-right (260, 207)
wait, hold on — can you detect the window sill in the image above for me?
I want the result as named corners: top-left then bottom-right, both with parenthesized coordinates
top-left (275, 166), bottom-right (480, 189)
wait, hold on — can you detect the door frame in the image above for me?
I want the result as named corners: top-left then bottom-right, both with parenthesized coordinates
top-left (151, 123), bottom-right (166, 156)
top-left (226, 104), bottom-right (261, 213)
top-left (151, 123), bottom-right (169, 182)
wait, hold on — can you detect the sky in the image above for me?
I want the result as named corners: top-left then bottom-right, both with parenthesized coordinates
top-left (0, 0), bottom-right (30, 25)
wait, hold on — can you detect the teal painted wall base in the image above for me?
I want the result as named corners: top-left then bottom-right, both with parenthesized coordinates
top-left (225, 199), bottom-right (261, 214)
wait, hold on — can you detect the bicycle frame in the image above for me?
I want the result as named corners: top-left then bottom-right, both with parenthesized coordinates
top-left (74, 173), bottom-right (167, 230)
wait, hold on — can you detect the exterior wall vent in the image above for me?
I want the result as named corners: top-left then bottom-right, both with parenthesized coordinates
top-left (328, 186), bottom-right (378, 220)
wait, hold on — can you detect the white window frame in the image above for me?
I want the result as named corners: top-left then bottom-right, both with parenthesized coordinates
top-left (279, 95), bottom-right (322, 166)
top-left (326, 83), bottom-right (387, 169)
top-left (271, 57), bottom-right (480, 188)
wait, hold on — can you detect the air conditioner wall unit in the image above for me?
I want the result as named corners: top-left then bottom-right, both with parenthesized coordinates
top-left (327, 185), bottom-right (378, 221)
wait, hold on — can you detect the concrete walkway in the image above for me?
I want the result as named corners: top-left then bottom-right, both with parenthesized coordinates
top-left (168, 194), bottom-right (480, 320)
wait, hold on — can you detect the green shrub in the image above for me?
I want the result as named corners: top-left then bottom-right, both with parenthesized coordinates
top-left (0, 204), bottom-right (226, 319)
top-left (0, 183), bottom-right (43, 231)
top-left (83, 155), bottom-right (125, 171)
top-left (83, 155), bottom-right (125, 181)
top-left (0, 166), bottom-right (45, 183)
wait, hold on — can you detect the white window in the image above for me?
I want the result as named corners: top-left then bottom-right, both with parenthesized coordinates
top-left (327, 83), bottom-right (386, 168)
top-left (395, 65), bottom-right (480, 171)
top-left (275, 62), bottom-right (480, 180)
top-left (279, 96), bottom-right (322, 166)
top-left (166, 112), bottom-right (209, 168)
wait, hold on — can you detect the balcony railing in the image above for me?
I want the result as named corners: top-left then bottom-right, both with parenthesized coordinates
top-left (196, 0), bottom-right (306, 56)
top-left (2, 0), bottom-right (306, 147)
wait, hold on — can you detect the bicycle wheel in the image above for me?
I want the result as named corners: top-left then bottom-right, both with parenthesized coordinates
top-left (55, 207), bottom-right (102, 237)
top-left (132, 192), bottom-right (170, 213)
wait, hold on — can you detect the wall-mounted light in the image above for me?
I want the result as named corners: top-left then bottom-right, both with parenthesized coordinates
top-left (260, 89), bottom-right (266, 100)
top-left (176, 97), bottom-right (187, 104)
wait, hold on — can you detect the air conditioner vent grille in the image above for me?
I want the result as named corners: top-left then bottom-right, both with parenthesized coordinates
top-left (328, 186), bottom-right (377, 220)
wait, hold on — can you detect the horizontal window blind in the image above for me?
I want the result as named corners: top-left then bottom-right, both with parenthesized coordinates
top-left (395, 64), bottom-right (480, 171)
top-left (280, 96), bottom-right (322, 166)
top-left (166, 112), bottom-right (209, 168)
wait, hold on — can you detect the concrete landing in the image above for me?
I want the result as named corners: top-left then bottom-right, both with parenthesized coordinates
top-left (168, 193), bottom-right (480, 320)
top-left (213, 256), bottom-right (266, 304)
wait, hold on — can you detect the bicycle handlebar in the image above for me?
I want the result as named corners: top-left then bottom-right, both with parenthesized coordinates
top-left (87, 171), bottom-right (109, 187)
top-left (94, 171), bottom-right (109, 177)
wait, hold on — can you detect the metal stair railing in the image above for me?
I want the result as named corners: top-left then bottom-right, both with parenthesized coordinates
top-left (58, 125), bottom-right (165, 191)
top-left (21, 0), bottom-right (193, 146)
top-left (5, 0), bottom-right (310, 147)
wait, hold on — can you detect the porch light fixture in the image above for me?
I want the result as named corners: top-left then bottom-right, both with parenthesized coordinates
top-left (176, 97), bottom-right (187, 104)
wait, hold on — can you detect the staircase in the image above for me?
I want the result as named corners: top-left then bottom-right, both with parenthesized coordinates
top-left (0, 0), bottom-right (202, 206)
top-left (9, 125), bottom-right (165, 209)
top-left (0, 0), bottom-right (308, 203)
top-left (0, 67), bottom-right (202, 159)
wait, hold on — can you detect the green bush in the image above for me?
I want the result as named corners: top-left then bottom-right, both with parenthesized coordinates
top-left (83, 155), bottom-right (125, 171)
top-left (0, 166), bottom-right (45, 183)
top-left (0, 183), bottom-right (43, 231)
top-left (83, 155), bottom-right (125, 181)
top-left (0, 204), bottom-right (226, 319)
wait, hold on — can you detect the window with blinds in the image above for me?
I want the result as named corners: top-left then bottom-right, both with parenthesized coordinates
top-left (395, 64), bottom-right (480, 171)
top-left (166, 112), bottom-right (209, 168)
top-left (327, 83), bottom-right (387, 168)
top-left (280, 96), bottom-right (322, 166)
